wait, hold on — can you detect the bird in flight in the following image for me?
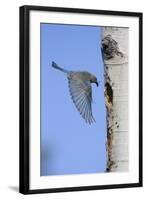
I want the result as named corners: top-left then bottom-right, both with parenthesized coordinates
top-left (51, 61), bottom-right (99, 124)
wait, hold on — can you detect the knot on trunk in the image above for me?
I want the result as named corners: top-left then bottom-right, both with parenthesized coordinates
top-left (101, 35), bottom-right (123, 60)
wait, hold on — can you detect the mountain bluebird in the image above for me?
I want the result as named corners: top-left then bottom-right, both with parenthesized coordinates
top-left (51, 61), bottom-right (99, 124)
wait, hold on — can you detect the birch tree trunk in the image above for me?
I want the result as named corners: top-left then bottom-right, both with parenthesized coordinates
top-left (101, 27), bottom-right (129, 172)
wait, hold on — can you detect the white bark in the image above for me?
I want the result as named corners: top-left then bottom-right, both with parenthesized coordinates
top-left (102, 27), bottom-right (129, 172)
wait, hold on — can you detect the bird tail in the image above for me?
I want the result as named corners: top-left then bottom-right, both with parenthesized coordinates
top-left (51, 61), bottom-right (68, 73)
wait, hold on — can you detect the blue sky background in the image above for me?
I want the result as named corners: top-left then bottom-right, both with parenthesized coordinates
top-left (40, 23), bottom-right (107, 176)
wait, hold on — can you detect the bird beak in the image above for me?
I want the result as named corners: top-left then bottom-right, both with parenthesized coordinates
top-left (96, 81), bottom-right (99, 87)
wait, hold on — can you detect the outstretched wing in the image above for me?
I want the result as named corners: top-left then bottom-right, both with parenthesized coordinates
top-left (68, 78), bottom-right (95, 124)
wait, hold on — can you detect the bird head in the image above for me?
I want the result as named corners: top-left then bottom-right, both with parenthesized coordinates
top-left (90, 75), bottom-right (99, 87)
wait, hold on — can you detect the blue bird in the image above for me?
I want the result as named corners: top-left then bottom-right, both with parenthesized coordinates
top-left (51, 61), bottom-right (99, 124)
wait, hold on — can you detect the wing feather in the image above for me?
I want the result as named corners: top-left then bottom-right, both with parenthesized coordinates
top-left (68, 78), bottom-right (95, 124)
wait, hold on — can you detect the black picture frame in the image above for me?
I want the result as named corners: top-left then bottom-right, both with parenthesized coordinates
top-left (19, 5), bottom-right (143, 194)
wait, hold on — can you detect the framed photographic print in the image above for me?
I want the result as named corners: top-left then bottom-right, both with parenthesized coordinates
top-left (19, 5), bottom-right (143, 194)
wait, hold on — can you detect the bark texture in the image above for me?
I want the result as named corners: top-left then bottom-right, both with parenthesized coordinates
top-left (102, 27), bottom-right (129, 172)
